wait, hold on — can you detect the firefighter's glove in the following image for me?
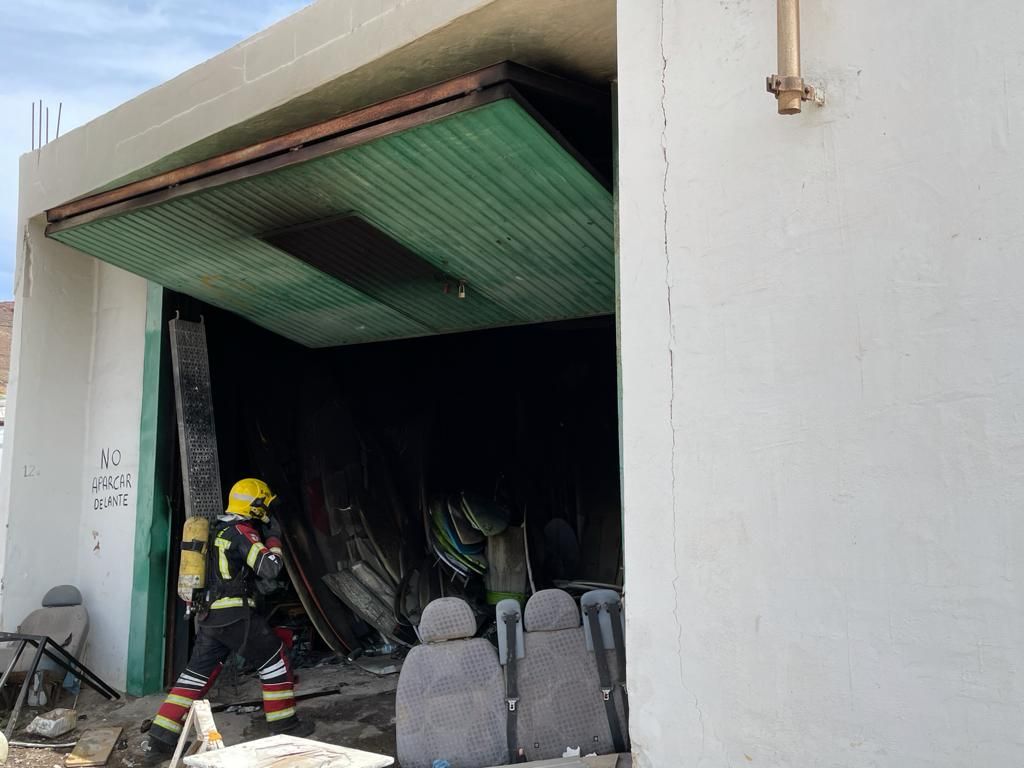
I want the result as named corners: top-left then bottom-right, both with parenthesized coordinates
top-left (255, 577), bottom-right (286, 595)
top-left (264, 515), bottom-right (283, 542)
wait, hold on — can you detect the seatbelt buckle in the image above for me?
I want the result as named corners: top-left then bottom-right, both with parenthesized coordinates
top-left (507, 697), bottom-right (519, 712)
top-left (601, 688), bottom-right (612, 702)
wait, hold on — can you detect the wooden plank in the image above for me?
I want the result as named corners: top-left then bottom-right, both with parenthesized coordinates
top-left (167, 706), bottom-right (196, 768)
top-left (169, 700), bottom-right (226, 768)
top-left (64, 727), bottom-right (123, 767)
top-left (191, 700), bottom-right (224, 749)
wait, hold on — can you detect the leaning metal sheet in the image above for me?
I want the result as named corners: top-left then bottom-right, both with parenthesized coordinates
top-left (322, 570), bottom-right (396, 641)
top-left (169, 318), bottom-right (223, 520)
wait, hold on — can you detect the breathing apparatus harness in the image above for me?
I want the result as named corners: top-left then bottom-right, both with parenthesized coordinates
top-left (188, 498), bottom-right (276, 612)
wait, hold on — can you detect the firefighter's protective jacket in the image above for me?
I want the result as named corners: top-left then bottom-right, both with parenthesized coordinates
top-left (202, 517), bottom-right (283, 626)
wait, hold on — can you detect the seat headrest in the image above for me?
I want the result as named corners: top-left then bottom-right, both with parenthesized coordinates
top-left (418, 597), bottom-right (477, 644)
top-left (41, 585), bottom-right (83, 607)
top-left (524, 589), bottom-right (580, 632)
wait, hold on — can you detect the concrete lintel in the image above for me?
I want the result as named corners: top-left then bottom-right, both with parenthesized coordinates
top-left (19, 0), bottom-right (615, 221)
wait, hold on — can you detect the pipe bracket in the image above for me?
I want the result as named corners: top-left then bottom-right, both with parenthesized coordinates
top-left (770, 75), bottom-right (815, 115)
top-left (766, 75), bottom-right (815, 104)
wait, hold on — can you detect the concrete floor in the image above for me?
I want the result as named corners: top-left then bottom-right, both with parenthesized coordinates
top-left (3, 659), bottom-right (399, 767)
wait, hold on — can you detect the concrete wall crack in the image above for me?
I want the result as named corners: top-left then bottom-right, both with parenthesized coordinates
top-left (659, 0), bottom-right (706, 759)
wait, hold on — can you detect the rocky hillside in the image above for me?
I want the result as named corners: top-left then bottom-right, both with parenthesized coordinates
top-left (0, 301), bottom-right (13, 396)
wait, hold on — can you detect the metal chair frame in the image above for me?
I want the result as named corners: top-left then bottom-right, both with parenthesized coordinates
top-left (0, 632), bottom-right (119, 739)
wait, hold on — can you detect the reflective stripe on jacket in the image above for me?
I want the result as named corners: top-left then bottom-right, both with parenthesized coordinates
top-left (204, 521), bottom-right (283, 622)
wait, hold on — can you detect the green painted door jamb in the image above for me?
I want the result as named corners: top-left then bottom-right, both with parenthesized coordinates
top-left (612, 81), bottom-right (626, 587)
top-left (127, 282), bottom-right (172, 695)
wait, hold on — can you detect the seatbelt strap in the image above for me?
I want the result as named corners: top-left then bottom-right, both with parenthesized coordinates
top-left (584, 604), bottom-right (625, 753)
top-left (606, 600), bottom-right (630, 744)
top-left (503, 611), bottom-right (522, 763)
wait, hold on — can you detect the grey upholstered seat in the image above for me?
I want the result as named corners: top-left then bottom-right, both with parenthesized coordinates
top-left (396, 597), bottom-right (508, 768)
top-left (517, 589), bottom-right (615, 760)
top-left (0, 585), bottom-right (89, 683)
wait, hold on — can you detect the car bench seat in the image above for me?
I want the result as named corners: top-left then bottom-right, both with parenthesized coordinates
top-left (515, 589), bottom-right (619, 761)
top-left (396, 597), bottom-right (508, 768)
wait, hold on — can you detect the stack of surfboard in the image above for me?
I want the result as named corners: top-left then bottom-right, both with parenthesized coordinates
top-left (428, 494), bottom-right (494, 578)
top-left (428, 493), bottom-right (526, 605)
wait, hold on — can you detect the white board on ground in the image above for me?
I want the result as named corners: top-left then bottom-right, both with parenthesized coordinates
top-left (485, 755), bottom-right (624, 768)
top-left (182, 735), bottom-right (394, 768)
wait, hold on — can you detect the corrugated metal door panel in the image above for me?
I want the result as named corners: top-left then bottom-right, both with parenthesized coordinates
top-left (52, 98), bottom-right (613, 347)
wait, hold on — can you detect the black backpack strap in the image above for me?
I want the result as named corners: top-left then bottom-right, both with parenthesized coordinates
top-left (201, 523), bottom-right (249, 611)
top-left (584, 603), bottom-right (626, 754)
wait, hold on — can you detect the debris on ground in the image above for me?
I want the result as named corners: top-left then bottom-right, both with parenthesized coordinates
top-left (211, 685), bottom-right (345, 714)
top-left (1, 657), bottom-right (398, 767)
top-left (220, 705), bottom-right (259, 715)
top-left (26, 708), bottom-right (77, 738)
top-left (352, 658), bottom-right (399, 677)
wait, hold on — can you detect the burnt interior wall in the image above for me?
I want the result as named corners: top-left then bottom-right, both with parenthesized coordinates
top-left (162, 290), bottom-right (621, 670)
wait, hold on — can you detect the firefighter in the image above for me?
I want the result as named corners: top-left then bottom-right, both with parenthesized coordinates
top-left (144, 478), bottom-right (314, 757)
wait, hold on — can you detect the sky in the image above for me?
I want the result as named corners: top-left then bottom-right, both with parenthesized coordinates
top-left (0, 0), bottom-right (310, 300)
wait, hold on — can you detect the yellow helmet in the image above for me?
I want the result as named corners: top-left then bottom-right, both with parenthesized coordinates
top-left (226, 478), bottom-right (277, 522)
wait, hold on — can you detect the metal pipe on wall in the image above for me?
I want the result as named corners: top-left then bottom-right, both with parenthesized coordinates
top-left (766, 0), bottom-right (815, 115)
top-left (776, 0), bottom-right (802, 113)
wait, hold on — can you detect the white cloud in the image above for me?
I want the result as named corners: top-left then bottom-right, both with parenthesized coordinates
top-left (0, 0), bottom-right (311, 299)
top-left (2, 1), bottom-right (307, 47)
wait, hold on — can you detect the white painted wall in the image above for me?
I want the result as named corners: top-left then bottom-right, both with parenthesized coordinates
top-left (0, 215), bottom-right (148, 690)
top-left (618, 1), bottom-right (1024, 766)
top-left (0, 222), bottom-right (96, 631)
top-left (75, 262), bottom-right (148, 687)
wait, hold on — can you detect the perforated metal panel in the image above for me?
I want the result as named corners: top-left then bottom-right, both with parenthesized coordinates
top-left (169, 317), bottom-right (223, 519)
